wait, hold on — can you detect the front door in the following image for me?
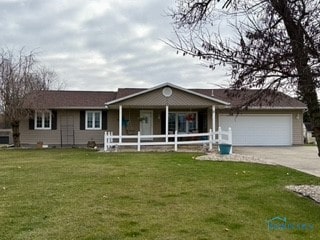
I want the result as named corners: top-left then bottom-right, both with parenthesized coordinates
top-left (140, 110), bottom-right (153, 137)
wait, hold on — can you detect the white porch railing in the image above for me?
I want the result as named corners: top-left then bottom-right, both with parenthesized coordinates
top-left (104, 127), bottom-right (232, 152)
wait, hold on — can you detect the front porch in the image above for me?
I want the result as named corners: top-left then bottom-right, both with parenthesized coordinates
top-left (116, 106), bottom-right (217, 143)
top-left (104, 83), bottom-right (232, 152)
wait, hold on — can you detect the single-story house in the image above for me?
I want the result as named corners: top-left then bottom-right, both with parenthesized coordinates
top-left (20, 82), bottom-right (306, 147)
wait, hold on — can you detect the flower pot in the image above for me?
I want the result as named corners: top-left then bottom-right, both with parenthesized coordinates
top-left (219, 144), bottom-right (231, 155)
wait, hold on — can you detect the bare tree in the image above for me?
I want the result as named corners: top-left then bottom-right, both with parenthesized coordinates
top-left (0, 49), bottom-right (57, 147)
top-left (169, 0), bottom-right (320, 155)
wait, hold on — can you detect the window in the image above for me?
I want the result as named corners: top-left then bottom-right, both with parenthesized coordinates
top-left (168, 112), bottom-right (197, 133)
top-left (35, 111), bottom-right (52, 130)
top-left (86, 111), bottom-right (101, 130)
top-left (168, 113), bottom-right (176, 133)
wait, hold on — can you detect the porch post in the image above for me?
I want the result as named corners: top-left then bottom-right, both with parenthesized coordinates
top-left (165, 105), bottom-right (169, 143)
top-left (119, 105), bottom-right (122, 144)
top-left (212, 105), bottom-right (216, 132)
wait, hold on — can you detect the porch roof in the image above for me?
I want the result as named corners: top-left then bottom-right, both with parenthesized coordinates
top-left (105, 82), bottom-right (230, 107)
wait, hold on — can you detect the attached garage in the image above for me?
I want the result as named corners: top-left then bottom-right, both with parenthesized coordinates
top-left (219, 114), bottom-right (292, 146)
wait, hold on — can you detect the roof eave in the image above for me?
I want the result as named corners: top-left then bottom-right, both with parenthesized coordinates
top-left (223, 106), bottom-right (306, 110)
top-left (33, 107), bottom-right (107, 110)
top-left (249, 106), bottom-right (306, 110)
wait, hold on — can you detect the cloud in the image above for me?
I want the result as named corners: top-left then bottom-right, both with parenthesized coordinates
top-left (0, 0), bottom-right (230, 91)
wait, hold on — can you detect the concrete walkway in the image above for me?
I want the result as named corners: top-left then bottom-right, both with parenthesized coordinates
top-left (234, 146), bottom-right (320, 177)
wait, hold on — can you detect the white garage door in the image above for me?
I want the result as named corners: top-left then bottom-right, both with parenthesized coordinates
top-left (219, 115), bottom-right (292, 146)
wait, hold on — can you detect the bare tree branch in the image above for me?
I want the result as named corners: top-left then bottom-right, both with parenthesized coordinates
top-left (169, 0), bottom-right (320, 156)
top-left (0, 48), bottom-right (59, 147)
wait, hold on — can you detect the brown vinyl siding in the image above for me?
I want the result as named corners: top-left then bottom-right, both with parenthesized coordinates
top-left (20, 110), bottom-right (108, 146)
top-left (291, 110), bottom-right (304, 145)
top-left (20, 118), bottom-right (61, 146)
top-left (106, 110), bottom-right (119, 134)
top-left (113, 88), bottom-right (223, 107)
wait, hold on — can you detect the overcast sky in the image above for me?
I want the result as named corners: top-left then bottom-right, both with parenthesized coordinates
top-left (0, 0), bottom-right (230, 91)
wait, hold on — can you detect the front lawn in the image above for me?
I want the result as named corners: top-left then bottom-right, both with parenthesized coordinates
top-left (0, 149), bottom-right (319, 239)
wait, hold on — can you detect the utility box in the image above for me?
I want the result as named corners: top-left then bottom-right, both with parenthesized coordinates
top-left (0, 129), bottom-right (13, 145)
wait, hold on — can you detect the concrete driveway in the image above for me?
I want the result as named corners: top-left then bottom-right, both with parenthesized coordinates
top-left (234, 146), bottom-right (320, 177)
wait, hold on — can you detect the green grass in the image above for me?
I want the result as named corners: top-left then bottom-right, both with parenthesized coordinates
top-left (0, 149), bottom-right (319, 240)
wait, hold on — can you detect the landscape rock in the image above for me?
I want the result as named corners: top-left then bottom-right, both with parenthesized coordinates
top-left (286, 185), bottom-right (320, 204)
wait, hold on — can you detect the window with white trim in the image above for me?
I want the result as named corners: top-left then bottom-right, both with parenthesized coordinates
top-left (35, 111), bottom-right (52, 130)
top-left (168, 112), bottom-right (198, 133)
top-left (86, 111), bottom-right (102, 130)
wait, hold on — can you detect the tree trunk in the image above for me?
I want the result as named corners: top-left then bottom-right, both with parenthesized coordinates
top-left (11, 121), bottom-right (21, 147)
top-left (303, 90), bottom-right (320, 156)
top-left (273, 0), bottom-right (320, 156)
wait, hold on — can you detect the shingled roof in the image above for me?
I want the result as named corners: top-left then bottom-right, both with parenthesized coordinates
top-left (192, 89), bottom-right (306, 109)
top-left (25, 90), bottom-right (116, 109)
top-left (116, 88), bottom-right (147, 99)
top-left (25, 86), bottom-right (306, 109)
